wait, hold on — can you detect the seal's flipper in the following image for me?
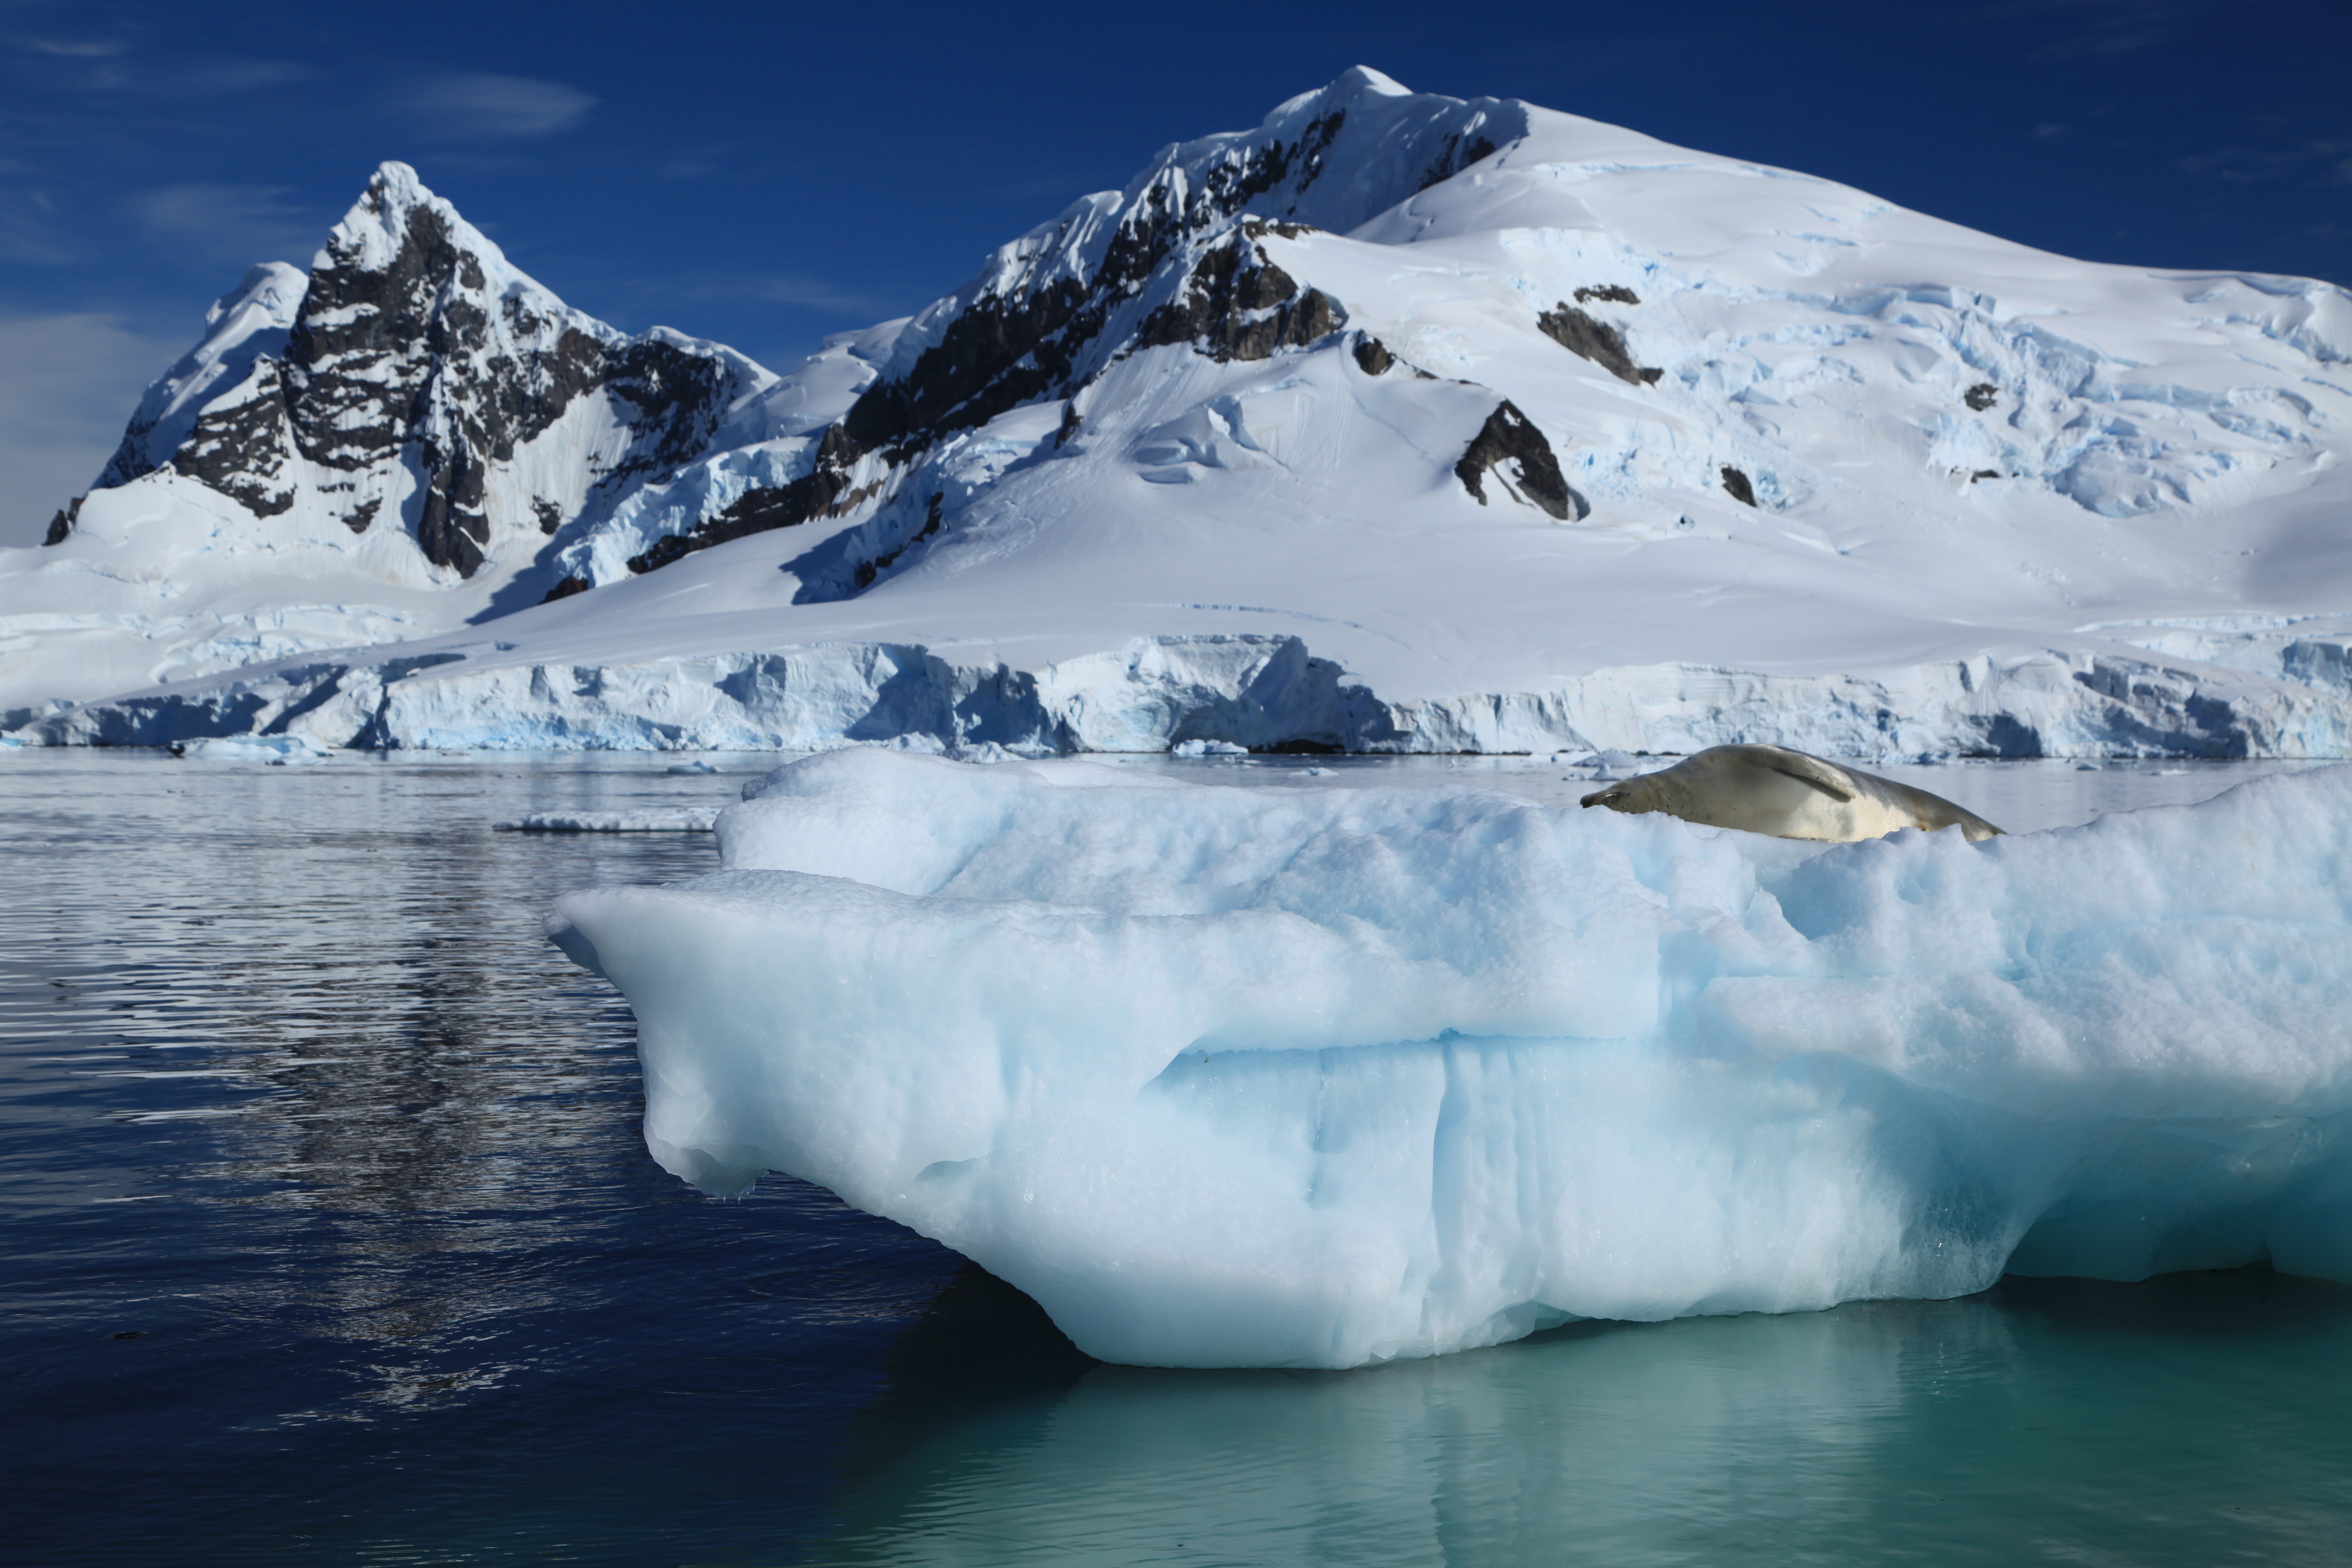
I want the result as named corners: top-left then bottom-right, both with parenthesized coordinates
top-left (1764, 754), bottom-right (1855, 802)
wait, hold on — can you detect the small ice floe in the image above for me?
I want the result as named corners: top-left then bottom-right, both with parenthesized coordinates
top-left (665, 760), bottom-right (722, 775)
top-left (860, 735), bottom-right (1016, 763)
top-left (496, 809), bottom-right (719, 833)
top-left (1302, 766), bottom-right (1335, 776)
top-left (1171, 738), bottom-right (1249, 757)
top-left (175, 735), bottom-right (334, 765)
top-left (1578, 748), bottom-right (1638, 780)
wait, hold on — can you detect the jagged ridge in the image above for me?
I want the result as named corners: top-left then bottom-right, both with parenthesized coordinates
top-left (64, 163), bottom-right (772, 580)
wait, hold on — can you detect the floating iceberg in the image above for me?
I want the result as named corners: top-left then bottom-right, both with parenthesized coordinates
top-left (549, 750), bottom-right (2352, 1367)
top-left (178, 734), bottom-right (335, 764)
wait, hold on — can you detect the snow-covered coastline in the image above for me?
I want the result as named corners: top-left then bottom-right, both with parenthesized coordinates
top-left (22, 625), bottom-right (2352, 759)
top-left (8, 67), bottom-right (2352, 757)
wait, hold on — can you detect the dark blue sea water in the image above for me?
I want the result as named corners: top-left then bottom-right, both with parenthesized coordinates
top-left (5, 750), bottom-right (2350, 1566)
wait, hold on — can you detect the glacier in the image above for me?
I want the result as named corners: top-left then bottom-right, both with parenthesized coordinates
top-left (549, 748), bottom-right (2352, 1368)
top-left (8, 67), bottom-right (2352, 757)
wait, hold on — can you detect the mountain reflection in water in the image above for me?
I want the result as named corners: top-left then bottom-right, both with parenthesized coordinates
top-left (5, 752), bottom-right (2349, 1566)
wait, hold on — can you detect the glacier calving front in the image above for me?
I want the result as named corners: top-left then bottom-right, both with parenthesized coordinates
top-left (7, 67), bottom-right (2352, 755)
top-left (552, 750), bottom-right (2352, 1367)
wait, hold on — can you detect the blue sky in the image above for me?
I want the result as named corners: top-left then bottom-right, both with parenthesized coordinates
top-left (1, 0), bottom-right (2346, 544)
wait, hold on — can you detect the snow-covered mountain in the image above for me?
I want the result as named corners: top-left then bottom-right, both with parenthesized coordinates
top-left (1, 162), bottom-right (789, 723)
top-left (8, 69), bottom-right (2352, 755)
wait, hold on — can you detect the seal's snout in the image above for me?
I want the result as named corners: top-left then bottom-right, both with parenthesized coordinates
top-left (1579, 789), bottom-right (1622, 810)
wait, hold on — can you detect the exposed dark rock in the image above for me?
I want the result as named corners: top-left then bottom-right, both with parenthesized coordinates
top-left (1352, 335), bottom-right (1394, 376)
top-left (837, 117), bottom-right (1350, 470)
top-left (1416, 133), bottom-right (1498, 192)
top-left (606, 111), bottom-right (1378, 580)
top-left (853, 491), bottom-right (949, 592)
top-left (597, 337), bottom-right (743, 489)
top-left (1965, 382), bottom-right (1999, 411)
top-left (632, 126), bottom-right (1370, 577)
top-left (1970, 469), bottom-right (2001, 482)
top-left (112, 168), bottom-right (753, 577)
top-left (101, 425), bottom-right (158, 492)
top-left (1536, 304), bottom-right (1663, 385)
top-left (1056, 400), bottom-right (1082, 447)
top-left (627, 424), bottom-right (865, 575)
top-left (1202, 109), bottom-right (1347, 218)
top-left (1720, 465), bottom-right (1757, 506)
top-left (542, 575), bottom-right (591, 603)
top-left (43, 495), bottom-right (81, 547)
top-left (275, 188), bottom-right (607, 571)
top-left (842, 277), bottom-right (1091, 462)
top-left (1244, 216), bottom-right (1320, 241)
top-left (284, 191), bottom-right (608, 502)
top-left (1134, 231), bottom-right (1344, 363)
top-left (1455, 401), bottom-right (1584, 521)
top-left (1573, 285), bottom-right (1641, 306)
top-left (170, 360), bottom-right (299, 518)
top-left (415, 436), bottom-right (489, 575)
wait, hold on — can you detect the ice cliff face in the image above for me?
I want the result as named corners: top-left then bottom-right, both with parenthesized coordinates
top-left (9, 70), bottom-right (2352, 755)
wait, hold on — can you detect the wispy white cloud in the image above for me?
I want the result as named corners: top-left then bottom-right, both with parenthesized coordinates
top-left (0, 312), bottom-right (179, 548)
top-left (660, 270), bottom-right (890, 315)
top-left (405, 72), bottom-right (596, 141)
top-left (174, 57), bottom-right (319, 93)
top-left (20, 37), bottom-right (131, 59)
top-left (1976, 0), bottom-right (2213, 61)
top-left (744, 273), bottom-right (885, 312)
top-left (2179, 139), bottom-right (2352, 185)
top-left (0, 184), bottom-right (71, 265)
top-left (125, 183), bottom-right (320, 266)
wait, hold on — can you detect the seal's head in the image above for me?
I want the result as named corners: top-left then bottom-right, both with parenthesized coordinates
top-left (1579, 774), bottom-right (1672, 815)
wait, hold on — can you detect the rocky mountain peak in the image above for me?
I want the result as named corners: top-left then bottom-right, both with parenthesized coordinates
top-left (60, 162), bottom-right (771, 583)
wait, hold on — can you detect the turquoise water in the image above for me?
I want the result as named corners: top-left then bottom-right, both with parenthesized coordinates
top-left (823, 1273), bottom-right (2352, 1565)
top-left (3, 750), bottom-right (2347, 1565)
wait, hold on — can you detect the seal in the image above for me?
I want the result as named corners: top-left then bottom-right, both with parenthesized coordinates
top-left (1578, 744), bottom-right (2003, 843)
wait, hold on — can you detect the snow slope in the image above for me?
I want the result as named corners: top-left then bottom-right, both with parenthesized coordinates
top-left (12, 69), bottom-right (2352, 754)
top-left (551, 749), bottom-right (2352, 1366)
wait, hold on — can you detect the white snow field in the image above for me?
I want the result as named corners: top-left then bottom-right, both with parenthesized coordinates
top-left (550, 749), bottom-right (2352, 1367)
top-left (10, 67), bottom-right (2352, 756)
